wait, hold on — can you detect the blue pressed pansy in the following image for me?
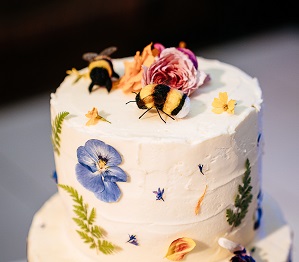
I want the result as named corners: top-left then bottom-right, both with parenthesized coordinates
top-left (75, 139), bottom-right (127, 203)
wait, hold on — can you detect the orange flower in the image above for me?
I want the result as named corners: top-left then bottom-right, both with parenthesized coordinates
top-left (165, 237), bottom-right (196, 261)
top-left (212, 92), bottom-right (236, 114)
top-left (85, 107), bottom-right (111, 126)
top-left (118, 43), bottom-right (155, 93)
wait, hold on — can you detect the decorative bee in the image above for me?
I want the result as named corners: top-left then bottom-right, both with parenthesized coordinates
top-left (68, 47), bottom-right (119, 93)
top-left (82, 46), bottom-right (120, 93)
top-left (126, 84), bottom-right (190, 123)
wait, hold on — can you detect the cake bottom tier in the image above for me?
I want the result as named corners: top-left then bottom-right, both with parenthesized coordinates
top-left (27, 193), bottom-right (292, 262)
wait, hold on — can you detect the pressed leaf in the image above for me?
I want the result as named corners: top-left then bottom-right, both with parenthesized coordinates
top-left (59, 184), bottom-right (116, 255)
top-left (99, 240), bottom-right (115, 255)
top-left (51, 111), bottom-right (69, 155)
top-left (226, 159), bottom-right (253, 228)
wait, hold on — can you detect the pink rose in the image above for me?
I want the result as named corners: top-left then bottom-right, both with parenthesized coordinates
top-left (142, 47), bottom-right (209, 96)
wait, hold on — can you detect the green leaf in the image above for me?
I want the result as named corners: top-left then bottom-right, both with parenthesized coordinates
top-left (226, 159), bottom-right (253, 229)
top-left (88, 208), bottom-right (96, 225)
top-left (98, 240), bottom-right (115, 255)
top-left (51, 111), bottom-right (69, 155)
top-left (59, 184), bottom-right (116, 255)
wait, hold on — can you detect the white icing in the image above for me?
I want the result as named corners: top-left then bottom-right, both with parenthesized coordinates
top-left (50, 57), bottom-right (263, 261)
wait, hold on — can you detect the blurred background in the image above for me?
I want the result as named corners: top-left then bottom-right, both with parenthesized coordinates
top-left (0, 0), bottom-right (298, 261)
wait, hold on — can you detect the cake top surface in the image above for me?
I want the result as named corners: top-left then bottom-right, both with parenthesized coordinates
top-left (51, 56), bottom-right (262, 143)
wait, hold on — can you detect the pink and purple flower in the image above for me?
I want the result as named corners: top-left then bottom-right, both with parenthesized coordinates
top-left (143, 44), bottom-right (210, 96)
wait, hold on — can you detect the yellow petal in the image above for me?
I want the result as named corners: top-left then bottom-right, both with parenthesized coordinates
top-left (165, 237), bottom-right (196, 261)
top-left (219, 92), bottom-right (228, 104)
top-left (227, 99), bottom-right (236, 114)
top-left (212, 98), bottom-right (224, 108)
top-left (212, 108), bottom-right (224, 114)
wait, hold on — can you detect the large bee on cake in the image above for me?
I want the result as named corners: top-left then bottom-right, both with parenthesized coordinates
top-left (83, 46), bottom-right (120, 93)
top-left (127, 83), bottom-right (190, 123)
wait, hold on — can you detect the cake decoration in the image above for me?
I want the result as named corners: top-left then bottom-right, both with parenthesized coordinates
top-left (142, 46), bottom-right (209, 96)
top-left (85, 107), bottom-right (111, 126)
top-left (226, 159), bottom-right (253, 228)
top-left (198, 164), bottom-right (205, 175)
top-left (254, 190), bottom-right (263, 230)
top-left (195, 185), bottom-right (208, 215)
top-left (212, 92), bottom-right (236, 114)
top-left (58, 184), bottom-right (116, 254)
top-left (126, 83), bottom-right (190, 123)
top-left (119, 42), bottom-right (210, 96)
top-left (75, 139), bottom-right (127, 203)
top-left (127, 234), bottom-right (139, 246)
top-left (67, 47), bottom-right (119, 93)
top-left (52, 170), bottom-right (58, 184)
top-left (218, 237), bottom-right (256, 262)
top-left (153, 187), bottom-right (165, 201)
top-left (118, 43), bottom-right (156, 93)
top-left (257, 133), bottom-right (262, 147)
top-left (51, 111), bottom-right (69, 155)
top-left (165, 237), bottom-right (196, 261)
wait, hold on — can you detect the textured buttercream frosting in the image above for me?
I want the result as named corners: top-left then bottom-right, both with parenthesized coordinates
top-left (50, 57), bottom-right (263, 261)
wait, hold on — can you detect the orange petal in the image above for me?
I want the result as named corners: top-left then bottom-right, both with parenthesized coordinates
top-left (165, 237), bottom-right (196, 261)
top-left (195, 185), bottom-right (208, 215)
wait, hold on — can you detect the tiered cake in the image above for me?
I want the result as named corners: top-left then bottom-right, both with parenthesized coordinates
top-left (28, 43), bottom-right (270, 261)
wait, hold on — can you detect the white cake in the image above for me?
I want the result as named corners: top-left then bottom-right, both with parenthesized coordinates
top-left (30, 46), bottom-right (266, 261)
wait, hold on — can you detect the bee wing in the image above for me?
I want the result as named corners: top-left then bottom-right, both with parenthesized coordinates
top-left (82, 52), bottom-right (98, 62)
top-left (99, 46), bottom-right (117, 57)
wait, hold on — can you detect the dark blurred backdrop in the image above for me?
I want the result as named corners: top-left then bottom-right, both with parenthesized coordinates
top-left (1, 0), bottom-right (298, 107)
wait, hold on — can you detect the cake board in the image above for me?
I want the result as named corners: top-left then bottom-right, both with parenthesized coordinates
top-left (27, 193), bottom-right (293, 262)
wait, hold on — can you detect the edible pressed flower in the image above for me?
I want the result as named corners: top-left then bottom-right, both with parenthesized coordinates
top-left (153, 188), bottom-right (165, 201)
top-left (195, 185), bottom-right (208, 215)
top-left (165, 237), bottom-right (196, 261)
top-left (85, 107), bottom-right (111, 126)
top-left (127, 234), bottom-right (138, 246)
top-left (75, 139), bottom-right (127, 203)
top-left (198, 164), bottom-right (204, 175)
top-left (218, 238), bottom-right (256, 262)
top-left (212, 92), bottom-right (236, 114)
top-left (52, 170), bottom-right (58, 184)
top-left (118, 43), bottom-right (156, 93)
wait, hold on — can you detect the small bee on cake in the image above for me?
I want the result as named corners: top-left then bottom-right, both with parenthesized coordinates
top-left (126, 83), bottom-right (190, 123)
top-left (67, 46), bottom-right (119, 93)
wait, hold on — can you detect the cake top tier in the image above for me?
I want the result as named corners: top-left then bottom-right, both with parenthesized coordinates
top-left (51, 56), bottom-right (262, 143)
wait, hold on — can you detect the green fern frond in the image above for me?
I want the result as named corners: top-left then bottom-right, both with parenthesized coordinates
top-left (51, 111), bottom-right (69, 155)
top-left (59, 184), bottom-right (116, 255)
top-left (226, 159), bottom-right (253, 228)
top-left (98, 240), bottom-right (115, 254)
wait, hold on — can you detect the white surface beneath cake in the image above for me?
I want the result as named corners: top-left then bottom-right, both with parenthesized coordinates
top-left (27, 193), bottom-right (292, 262)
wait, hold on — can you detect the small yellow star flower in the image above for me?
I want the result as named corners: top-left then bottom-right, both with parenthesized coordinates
top-left (85, 107), bottom-right (111, 126)
top-left (212, 92), bottom-right (236, 114)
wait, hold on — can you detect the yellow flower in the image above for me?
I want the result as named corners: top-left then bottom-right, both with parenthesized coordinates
top-left (85, 107), bottom-right (111, 126)
top-left (165, 237), bottom-right (196, 261)
top-left (212, 92), bottom-right (236, 114)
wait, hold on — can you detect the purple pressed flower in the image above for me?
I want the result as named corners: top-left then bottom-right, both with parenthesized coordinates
top-left (52, 170), bottom-right (58, 184)
top-left (218, 238), bottom-right (255, 262)
top-left (153, 187), bottom-right (165, 201)
top-left (76, 139), bottom-right (127, 203)
top-left (127, 234), bottom-right (139, 246)
top-left (198, 164), bottom-right (204, 175)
